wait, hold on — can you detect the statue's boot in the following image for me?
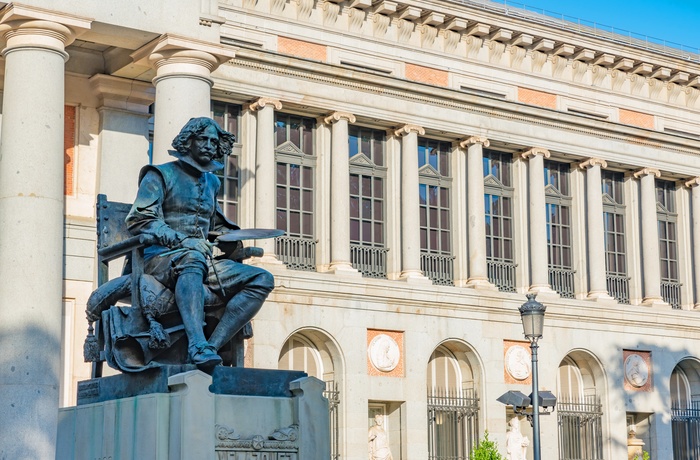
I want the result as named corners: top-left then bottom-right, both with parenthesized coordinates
top-left (176, 270), bottom-right (222, 371)
top-left (208, 269), bottom-right (274, 350)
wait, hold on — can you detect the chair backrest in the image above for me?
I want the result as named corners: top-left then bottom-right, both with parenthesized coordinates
top-left (96, 194), bottom-right (133, 250)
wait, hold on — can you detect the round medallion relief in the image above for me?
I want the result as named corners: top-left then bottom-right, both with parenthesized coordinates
top-left (624, 354), bottom-right (649, 388)
top-left (505, 345), bottom-right (531, 381)
top-left (368, 334), bottom-right (400, 372)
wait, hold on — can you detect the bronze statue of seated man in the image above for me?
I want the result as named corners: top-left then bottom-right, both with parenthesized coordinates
top-left (86, 117), bottom-right (275, 373)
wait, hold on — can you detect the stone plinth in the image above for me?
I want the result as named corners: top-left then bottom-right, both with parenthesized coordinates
top-left (57, 367), bottom-right (330, 460)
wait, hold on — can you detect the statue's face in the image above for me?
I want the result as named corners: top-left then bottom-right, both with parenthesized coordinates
top-left (190, 124), bottom-right (220, 166)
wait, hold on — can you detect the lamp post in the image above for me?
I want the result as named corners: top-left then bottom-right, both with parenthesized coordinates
top-left (519, 293), bottom-right (546, 460)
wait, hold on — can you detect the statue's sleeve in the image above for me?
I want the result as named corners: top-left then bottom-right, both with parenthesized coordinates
top-left (126, 170), bottom-right (187, 248)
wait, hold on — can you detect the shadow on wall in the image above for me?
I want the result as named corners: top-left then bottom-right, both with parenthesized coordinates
top-left (0, 324), bottom-right (61, 459)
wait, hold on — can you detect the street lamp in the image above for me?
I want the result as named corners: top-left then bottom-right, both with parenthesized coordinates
top-left (519, 293), bottom-right (546, 460)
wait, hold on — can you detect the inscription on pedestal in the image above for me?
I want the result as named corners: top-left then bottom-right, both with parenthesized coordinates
top-left (77, 380), bottom-right (99, 400)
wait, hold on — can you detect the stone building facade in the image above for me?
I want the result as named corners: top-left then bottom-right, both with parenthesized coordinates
top-left (1, 0), bottom-right (700, 459)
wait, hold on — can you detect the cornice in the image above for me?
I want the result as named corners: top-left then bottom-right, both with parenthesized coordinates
top-left (222, 0), bottom-right (700, 110)
top-left (226, 48), bottom-right (700, 160)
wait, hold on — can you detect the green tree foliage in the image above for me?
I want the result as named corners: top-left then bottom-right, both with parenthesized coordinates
top-left (470, 431), bottom-right (504, 460)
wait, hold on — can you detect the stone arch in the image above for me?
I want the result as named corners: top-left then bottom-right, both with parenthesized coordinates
top-left (277, 327), bottom-right (344, 383)
top-left (556, 349), bottom-right (608, 460)
top-left (426, 338), bottom-right (484, 459)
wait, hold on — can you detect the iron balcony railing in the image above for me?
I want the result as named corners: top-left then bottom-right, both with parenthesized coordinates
top-left (672, 402), bottom-right (700, 460)
top-left (421, 252), bottom-right (455, 286)
top-left (606, 274), bottom-right (630, 305)
top-left (661, 280), bottom-right (682, 310)
top-left (276, 236), bottom-right (316, 271)
top-left (487, 260), bottom-right (517, 292)
top-left (427, 388), bottom-right (479, 460)
top-left (557, 395), bottom-right (604, 460)
top-left (549, 267), bottom-right (576, 299)
top-left (324, 380), bottom-right (341, 460)
top-left (350, 244), bottom-right (388, 279)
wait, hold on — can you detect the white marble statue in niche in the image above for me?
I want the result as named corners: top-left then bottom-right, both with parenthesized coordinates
top-left (368, 414), bottom-right (394, 460)
top-left (506, 417), bottom-right (530, 460)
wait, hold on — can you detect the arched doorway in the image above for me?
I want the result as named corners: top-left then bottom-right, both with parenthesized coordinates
top-left (278, 330), bottom-right (342, 460)
top-left (557, 353), bottom-right (605, 460)
top-left (671, 359), bottom-right (700, 459)
top-left (427, 341), bottom-right (481, 460)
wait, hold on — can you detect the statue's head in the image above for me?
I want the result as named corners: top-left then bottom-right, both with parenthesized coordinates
top-left (171, 117), bottom-right (236, 164)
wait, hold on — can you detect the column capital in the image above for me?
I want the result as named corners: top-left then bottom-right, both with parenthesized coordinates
top-left (323, 111), bottom-right (356, 124)
top-left (521, 147), bottom-right (550, 160)
top-left (579, 158), bottom-right (607, 169)
top-left (633, 167), bottom-right (661, 179)
top-left (0, 4), bottom-right (91, 57)
top-left (459, 136), bottom-right (490, 149)
top-left (250, 97), bottom-right (283, 112)
top-left (132, 34), bottom-right (235, 84)
top-left (89, 74), bottom-right (155, 114)
top-left (394, 124), bottom-right (425, 137)
top-left (685, 177), bottom-right (700, 188)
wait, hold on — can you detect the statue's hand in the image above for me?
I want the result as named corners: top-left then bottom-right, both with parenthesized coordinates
top-left (180, 237), bottom-right (213, 257)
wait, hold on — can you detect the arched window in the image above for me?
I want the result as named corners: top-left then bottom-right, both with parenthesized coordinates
top-left (278, 335), bottom-right (322, 379)
top-left (671, 361), bottom-right (700, 459)
top-left (427, 345), bottom-right (479, 460)
top-left (557, 356), bottom-right (603, 460)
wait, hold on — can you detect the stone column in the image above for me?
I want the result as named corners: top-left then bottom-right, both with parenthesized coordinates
top-left (522, 147), bottom-right (555, 294)
top-left (324, 112), bottom-right (359, 275)
top-left (579, 158), bottom-right (614, 300)
top-left (634, 167), bottom-right (663, 305)
top-left (395, 124), bottom-right (429, 282)
top-left (685, 178), bottom-right (700, 309)
top-left (0, 7), bottom-right (90, 459)
top-left (132, 34), bottom-right (235, 165)
top-left (89, 74), bottom-right (155, 203)
top-left (250, 97), bottom-right (283, 263)
top-left (460, 136), bottom-right (496, 289)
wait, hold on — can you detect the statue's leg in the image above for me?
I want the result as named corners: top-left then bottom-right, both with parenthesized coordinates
top-left (174, 251), bottom-right (222, 370)
top-left (207, 261), bottom-right (274, 350)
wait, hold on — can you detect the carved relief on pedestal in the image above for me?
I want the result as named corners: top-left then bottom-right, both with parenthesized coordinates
top-left (215, 424), bottom-right (299, 458)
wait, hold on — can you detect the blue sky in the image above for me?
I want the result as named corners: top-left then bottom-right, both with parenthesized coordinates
top-left (489, 0), bottom-right (700, 52)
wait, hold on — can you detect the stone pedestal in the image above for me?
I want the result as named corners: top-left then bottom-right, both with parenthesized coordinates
top-left (57, 367), bottom-right (330, 460)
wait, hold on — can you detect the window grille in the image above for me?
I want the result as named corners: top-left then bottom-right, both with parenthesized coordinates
top-left (557, 395), bottom-right (605, 460)
top-left (349, 126), bottom-right (387, 277)
top-left (483, 150), bottom-right (516, 292)
top-left (419, 138), bottom-right (453, 285)
top-left (212, 101), bottom-right (242, 221)
top-left (602, 171), bottom-right (629, 304)
top-left (544, 161), bottom-right (575, 298)
top-left (657, 180), bottom-right (681, 308)
top-left (427, 388), bottom-right (479, 460)
top-left (274, 113), bottom-right (316, 271)
top-left (325, 380), bottom-right (341, 460)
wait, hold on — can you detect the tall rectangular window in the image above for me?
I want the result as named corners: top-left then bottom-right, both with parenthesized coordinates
top-left (483, 150), bottom-right (515, 292)
top-left (602, 171), bottom-right (629, 304)
top-left (544, 161), bottom-right (575, 298)
top-left (418, 138), bottom-right (454, 286)
top-left (212, 101), bottom-right (241, 221)
top-left (657, 180), bottom-right (680, 308)
top-left (275, 113), bottom-right (316, 271)
top-left (349, 126), bottom-right (387, 278)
